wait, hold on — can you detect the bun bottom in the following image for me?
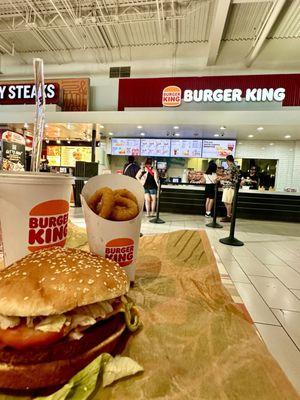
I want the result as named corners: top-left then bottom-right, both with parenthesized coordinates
top-left (0, 321), bottom-right (126, 391)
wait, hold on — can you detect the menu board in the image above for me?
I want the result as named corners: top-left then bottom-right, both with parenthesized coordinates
top-left (47, 146), bottom-right (61, 166)
top-left (202, 140), bottom-right (236, 158)
top-left (111, 138), bottom-right (140, 156)
top-left (60, 146), bottom-right (92, 167)
top-left (141, 139), bottom-right (171, 157)
top-left (171, 139), bottom-right (202, 158)
top-left (1, 131), bottom-right (25, 172)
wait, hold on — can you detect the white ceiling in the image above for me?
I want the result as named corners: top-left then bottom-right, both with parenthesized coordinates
top-left (0, 0), bottom-right (299, 70)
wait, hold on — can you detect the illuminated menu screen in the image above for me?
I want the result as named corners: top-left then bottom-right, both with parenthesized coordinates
top-left (202, 140), bottom-right (236, 158)
top-left (140, 139), bottom-right (171, 157)
top-left (60, 146), bottom-right (92, 167)
top-left (111, 138), bottom-right (140, 156)
top-left (47, 146), bottom-right (61, 166)
top-left (170, 139), bottom-right (202, 158)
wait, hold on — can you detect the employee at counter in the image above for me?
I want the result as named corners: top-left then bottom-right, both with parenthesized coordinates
top-left (242, 166), bottom-right (259, 190)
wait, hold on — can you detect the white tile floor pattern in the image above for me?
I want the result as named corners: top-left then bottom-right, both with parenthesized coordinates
top-left (70, 209), bottom-right (300, 394)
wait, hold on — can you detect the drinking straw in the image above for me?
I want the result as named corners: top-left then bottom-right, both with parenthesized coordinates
top-left (30, 58), bottom-right (46, 172)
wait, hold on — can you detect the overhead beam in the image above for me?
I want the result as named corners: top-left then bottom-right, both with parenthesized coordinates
top-left (245, 0), bottom-right (286, 67)
top-left (207, 0), bottom-right (231, 66)
top-left (232, 0), bottom-right (271, 3)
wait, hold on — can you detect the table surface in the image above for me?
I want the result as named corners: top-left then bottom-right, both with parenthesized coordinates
top-left (0, 226), bottom-right (298, 399)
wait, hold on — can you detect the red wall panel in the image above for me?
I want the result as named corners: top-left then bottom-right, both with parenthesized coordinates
top-left (118, 74), bottom-right (300, 110)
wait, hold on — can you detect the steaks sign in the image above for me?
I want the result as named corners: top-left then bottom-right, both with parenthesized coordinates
top-left (0, 83), bottom-right (60, 105)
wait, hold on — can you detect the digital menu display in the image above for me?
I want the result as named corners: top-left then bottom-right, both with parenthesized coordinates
top-left (141, 139), bottom-right (171, 157)
top-left (47, 146), bottom-right (61, 166)
top-left (111, 138), bottom-right (140, 156)
top-left (202, 140), bottom-right (236, 158)
top-left (170, 139), bottom-right (202, 158)
top-left (60, 146), bottom-right (92, 167)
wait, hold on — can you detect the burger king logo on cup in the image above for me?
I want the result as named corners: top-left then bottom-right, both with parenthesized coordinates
top-left (28, 200), bottom-right (69, 252)
top-left (162, 86), bottom-right (182, 107)
top-left (105, 238), bottom-right (134, 267)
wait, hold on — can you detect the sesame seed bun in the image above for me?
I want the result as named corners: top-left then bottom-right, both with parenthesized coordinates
top-left (0, 247), bottom-right (129, 317)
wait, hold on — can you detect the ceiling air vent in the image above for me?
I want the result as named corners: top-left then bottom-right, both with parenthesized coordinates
top-left (109, 66), bottom-right (131, 78)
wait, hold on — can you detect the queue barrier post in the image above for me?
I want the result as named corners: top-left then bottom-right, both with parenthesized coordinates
top-left (206, 182), bottom-right (223, 229)
top-left (219, 177), bottom-right (244, 246)
top-left (150, 179), bottom-right (165, 224)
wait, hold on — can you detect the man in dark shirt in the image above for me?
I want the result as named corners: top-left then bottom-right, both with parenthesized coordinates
top-left (123, 156), bottom-right (140, 179)
top-left (249, 166), bottom-right (259, 189)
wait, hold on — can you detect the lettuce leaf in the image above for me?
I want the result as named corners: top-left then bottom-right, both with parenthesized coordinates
top-left (35, 315), bottom-right (67, 333)
top-left (102, 355), bottom-right (144, 387)
top-left (33, 354), bottom-right (142, 400)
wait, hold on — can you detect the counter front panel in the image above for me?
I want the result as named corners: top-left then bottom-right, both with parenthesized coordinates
top-left (159, 185), bottom-right (300, 222)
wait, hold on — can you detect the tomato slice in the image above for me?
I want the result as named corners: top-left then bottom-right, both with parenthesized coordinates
top-left (0, 325), bottom-right (63, 350)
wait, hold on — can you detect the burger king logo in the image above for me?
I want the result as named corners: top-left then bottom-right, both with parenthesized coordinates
top-left (28, 200), bottom-right (69, 252)
top-left (162, 86), bottom-right (182, 107)
top-left (105, 238), bottom-right (134, 267)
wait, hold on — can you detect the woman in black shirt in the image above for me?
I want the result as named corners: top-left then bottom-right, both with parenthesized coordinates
top-left (136, 158), bottom-right (159, 217)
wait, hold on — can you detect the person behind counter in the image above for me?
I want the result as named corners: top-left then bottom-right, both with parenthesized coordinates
top-left (203, 160), bottom-right (217, 218)
top-left (136, 158), bottom-right (159, 217)
top-left (123, 156), bottom-right (140, 179)
top-left (219, 155), bottom-right (239, 222)
top-left (242, 166), bottom-right (259, 190)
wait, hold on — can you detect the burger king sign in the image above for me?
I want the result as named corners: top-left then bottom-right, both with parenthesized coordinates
top-left (162, 86), bottom-right (182, 107)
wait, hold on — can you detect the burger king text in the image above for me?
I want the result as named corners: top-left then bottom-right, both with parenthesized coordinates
top-left (28, 200), bottom-right (69, 251)
top-left (105, 238), bottom-right (134, 267)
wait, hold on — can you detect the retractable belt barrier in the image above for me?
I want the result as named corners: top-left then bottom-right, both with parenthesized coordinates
top-left (219, 177), bottom-right (244, 247)
top-left (206, 182), bottom-right (223, 229)
top-left (150, 179), bottom-right (165, 224)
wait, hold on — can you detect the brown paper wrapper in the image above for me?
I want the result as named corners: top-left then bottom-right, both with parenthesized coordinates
top-left (0, 228), bottom-right (298, 399)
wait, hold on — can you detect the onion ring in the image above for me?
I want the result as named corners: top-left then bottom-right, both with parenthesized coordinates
top-left (87, 187), bottom-right (114, 219)
top-left (113, 189), bottom-right (138, 206)
top-left (110, 195), bottom-right (139, 221)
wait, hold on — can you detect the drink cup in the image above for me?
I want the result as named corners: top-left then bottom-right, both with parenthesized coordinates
top-left (81, 174), bottom-right (144, 282)
top-left (0, 172), bottom-right (73, 267)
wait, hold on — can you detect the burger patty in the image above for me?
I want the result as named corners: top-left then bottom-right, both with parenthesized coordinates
top-left (0, 313), bottom-right (124, 365)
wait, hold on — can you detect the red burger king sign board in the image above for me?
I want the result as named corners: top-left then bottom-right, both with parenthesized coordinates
top-left (162, 86), bottom-right (182, 107)
top-left (28, 200), bottom-right (69, 252)
top-left (105, 238), bottom-right (134, 267)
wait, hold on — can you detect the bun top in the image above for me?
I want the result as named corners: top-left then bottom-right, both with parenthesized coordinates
top-left (0, 247), bottom-right (129, 317)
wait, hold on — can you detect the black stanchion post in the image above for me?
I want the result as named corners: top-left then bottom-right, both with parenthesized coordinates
top-left (219, 178), bottom-right (244, 246)
top-left (150, 179), bottom-right (165, 224)
top-left (206, 182), bottom-right (223, 229)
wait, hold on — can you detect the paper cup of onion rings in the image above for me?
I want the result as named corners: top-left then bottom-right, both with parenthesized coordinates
top-left (81, 174), bottom-right (144, 282)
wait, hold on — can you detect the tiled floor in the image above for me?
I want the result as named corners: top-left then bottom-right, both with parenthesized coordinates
top-left (70, 208), bottom-right (300, 394)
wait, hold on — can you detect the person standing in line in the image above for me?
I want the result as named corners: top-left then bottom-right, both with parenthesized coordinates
top-left (136, 158), bottom-right (159, 217)
top-left (123, 156), bottom-right (140, 179)
top-left (220, 155), bottom-right (239, 222)
top-left (203, 160), bottom-right (217, 218)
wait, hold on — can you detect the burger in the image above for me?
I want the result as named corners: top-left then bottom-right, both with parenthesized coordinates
top-left (0, 247), bottom-right (140, 392)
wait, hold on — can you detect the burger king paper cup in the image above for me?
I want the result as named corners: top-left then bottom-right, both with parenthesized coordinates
top-left (81, 174), bottom-right (144, 282)
top-left (0, 172), bottom-right (73, 267)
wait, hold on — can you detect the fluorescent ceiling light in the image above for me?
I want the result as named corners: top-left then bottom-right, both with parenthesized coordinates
top-left (248, 134), bottom-right (254, 138)
top-left (220, 126), bottom-right (226, 130)
top-left (257, 127), bottom-right (264, 131)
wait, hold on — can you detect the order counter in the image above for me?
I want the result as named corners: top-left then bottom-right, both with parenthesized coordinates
top-left (160, 184), bottom-right (300, 222)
